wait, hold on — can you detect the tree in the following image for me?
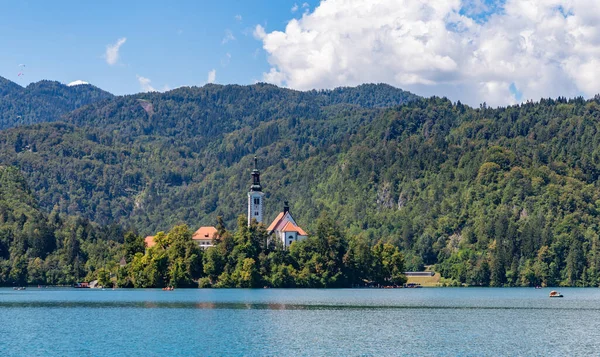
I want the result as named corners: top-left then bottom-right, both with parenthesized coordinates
top-left (123, 231), bottom-right (145, 261)
top-left (234, 258), bottom-right (261, 288)
top-left (97, 267), bottom-right (112, 288)
top-left (270, 264), bottom-right (296, 288)
top-left (371, 242), bottom-right (406, 286)
top-left (203, 247), bottom-right (226, 283)
top-left (344, 235), bottom-right (372, 285)
top-left (565, 239), bottom-right (584, 286)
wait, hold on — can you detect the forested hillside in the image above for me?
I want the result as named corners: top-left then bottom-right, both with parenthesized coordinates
top-left (0, 166), bottom-right (126, 286)
top-left (0, 77), bottom-right (113, 129)
top-left (0, 83), bottom-right (417, 230)
top-left (0, 81), bottom-right (599, 286)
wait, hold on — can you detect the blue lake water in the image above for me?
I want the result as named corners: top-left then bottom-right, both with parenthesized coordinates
top-left (0, 287), bottom-right (599, 356)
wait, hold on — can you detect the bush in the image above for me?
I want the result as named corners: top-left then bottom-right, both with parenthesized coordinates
top-left (198, 277), bottom-right (212, 288)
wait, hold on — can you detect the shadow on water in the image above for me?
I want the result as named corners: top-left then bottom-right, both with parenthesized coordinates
top-left (0, 301), bottom-right (595, 311)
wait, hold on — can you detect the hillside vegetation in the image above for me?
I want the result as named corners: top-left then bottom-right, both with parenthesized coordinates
top-left (0, 166), bottom-right (126, 286)
top-left (0, 82), bottom-right (417, 230)
top-left (0, 79), bottom-right (598, 286)
top-left (0, 78), bottom-right (113, 129)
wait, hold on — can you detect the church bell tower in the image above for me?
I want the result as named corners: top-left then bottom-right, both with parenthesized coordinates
top-left (248, 156), bottom-right (265, 226)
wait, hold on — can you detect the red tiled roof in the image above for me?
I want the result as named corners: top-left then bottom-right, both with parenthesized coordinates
top-left (192, 226), bottom-right (218, 241)
top-left (281, 221), bottom-right (308, 236)
top-left (267, 212), bottom-right (285, 232)
top-left (144, 236), bottom-right (156, 248)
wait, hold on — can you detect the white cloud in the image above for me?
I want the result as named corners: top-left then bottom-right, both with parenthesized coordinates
top-left (291, 3), bottom-right (299, 12)
top-left (105, 37), bottom-right (127, 66)
top-left (256, 0), bottom-right (600, 106)
top-left (253, 25), bottom-right (266, 40)
top-left (222, 29), bottom-right (236, 44)
top-left (136, 76), bottom-right (170, 92)
top-left (67, 80), bottom-right (89, 87)
top-left (207, 69), bottom-right (217, 83)
top-left (137, 75), bottom-right (157, 92)
top-left (235, 14), bottom-right (242, 21)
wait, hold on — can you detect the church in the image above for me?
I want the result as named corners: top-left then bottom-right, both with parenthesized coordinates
top-left (247, 157), bottom-right (308, 248)
top-left (146, 157), bottom-right (308, 250)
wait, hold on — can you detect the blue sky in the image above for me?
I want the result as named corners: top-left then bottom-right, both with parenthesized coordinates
top-left (1, 0), bottom-right (599, 107)
top-left (0, 0), bottom-right (318, 94)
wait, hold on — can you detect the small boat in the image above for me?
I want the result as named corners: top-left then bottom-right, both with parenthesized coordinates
top-left (549, 290), bottom-right (563, 298)
top-left (403, 283), bottom-right (422, 288)
top-left (12, 287), bottom-right (26, 291)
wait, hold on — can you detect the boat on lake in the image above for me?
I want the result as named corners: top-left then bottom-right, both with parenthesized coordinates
top-left (403, 283), bottom-right (422, 288)
top-left (549, 290), bottom-right (563, 298)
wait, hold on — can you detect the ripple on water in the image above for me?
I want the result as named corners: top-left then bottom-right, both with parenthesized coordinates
top-left (0, 288), bottom-right (598, 357)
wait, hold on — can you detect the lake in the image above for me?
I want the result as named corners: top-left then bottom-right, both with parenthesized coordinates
top-left (0, 287), bottom-right (598, 356)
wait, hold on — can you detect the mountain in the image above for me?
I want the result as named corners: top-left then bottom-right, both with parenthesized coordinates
top-left (65, 83), bottom-right (417, 138)
top-left (0, 83), bottom-right (418, 230)
top-left (0, 82), bottom-right (598, 286)
top-left (0, 77), bottom-right (113, 130)
top-left (0, 77), bottom-right (21, 97)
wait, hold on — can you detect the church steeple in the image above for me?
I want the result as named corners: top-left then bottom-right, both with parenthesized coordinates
top-left (250, 156), bottom-right (262, 192)
top-left (248, 156), bottom-right (265, 226)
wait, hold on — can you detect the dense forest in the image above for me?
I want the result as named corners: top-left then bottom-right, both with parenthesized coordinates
top-left (0, 79), bottom-right (112, 129)
top-left (0, 166), bottom-right (125, 286)
top-left (0, 81), bottom-right (417, 230)
top-left (1, 75), bottom-right (600, 287)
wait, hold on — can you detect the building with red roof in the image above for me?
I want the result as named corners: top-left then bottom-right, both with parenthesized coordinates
top-left (267, 201), bottom-right (308, 248)
top-left (192, 226), bottom-right (218, 249)
top-left (144, 235), bottom-right (156, 248)
top-left (245, 157), bottom-right (308, 248)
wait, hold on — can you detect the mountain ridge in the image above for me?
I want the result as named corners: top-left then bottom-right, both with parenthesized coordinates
top-left (0, 77), bottom-right (113, 130)
top-left (0, 80), bottom-right (599, 286)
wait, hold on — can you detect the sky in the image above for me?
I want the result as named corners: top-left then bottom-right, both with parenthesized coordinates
top-left (2, 0), bottom-right (600, 107)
